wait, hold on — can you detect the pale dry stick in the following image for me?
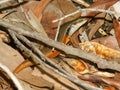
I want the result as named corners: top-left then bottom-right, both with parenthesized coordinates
top-left (52, 20), bottom-right (62, 51)
top-left (9, 30), bottom-right (80, 90)
top-left (72, 0), bottom-right (90, 7)
top-left (0, 62), bottom-right (24, 90)
top-left (15, 32), bottom-right (103, 90)
top-left (9, 31), bottom-right (103, 90)
top-left (54, 20), bottom-right (62, 43)
top-left (53, 8), bottom-right (119, 23)
top-left (0, 19), bottom-right (120, 72)
top-left (0, 0), bottom-right (12, 4)
top-left (15, 33), bottom-right (72, 76)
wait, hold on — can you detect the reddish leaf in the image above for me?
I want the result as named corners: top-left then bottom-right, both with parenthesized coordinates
top-left (113, 19), bottom-right (120, 47)
top-left (88, 13), bottom-right (106, 40)
top-left (81, 0), bottom-right (118, 17)
top-left (46, 35), bottom-right (70, 58)
top-left (32, 0), bottom-right (52, 21)
top-left (92, 36), bottom-right (120, 51)
top-left (22, 1), bottom-right (39, 11)
top-left (41, 3), bottom-right (62, 39)
top-left (41, 0), bottom-right (81, 39)
top-left (104, 86), bottom-right (116, 90)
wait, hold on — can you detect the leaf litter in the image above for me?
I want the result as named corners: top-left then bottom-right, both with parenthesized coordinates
top-left (0, 0), bottom-right (120, 90)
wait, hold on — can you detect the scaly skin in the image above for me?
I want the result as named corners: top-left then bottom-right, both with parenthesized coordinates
top-left (79, 41), bottom-right (120, 60)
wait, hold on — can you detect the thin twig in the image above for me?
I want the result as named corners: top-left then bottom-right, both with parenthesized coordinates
top-left (0, 19), bottom-right (120, 72)
top-left (72, 0), bottom-right (90, 7)
top-left (0, 62), bottom-right (24, 90)
top-left (9, 30), bottom-right (81, 89)
top-left (14, 32), bottom-right (103, 90)
top-left (54, 20), bottom-right (62, 41)
top-left (53, 20), bottom-right (62, 51)
top-left (52, 8), bottom-right (119, 23)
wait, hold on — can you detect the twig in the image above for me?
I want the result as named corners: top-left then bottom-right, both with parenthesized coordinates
top-left (0, 62), bottom-right (24, 90)
top-left (0, 19), bottom-right (120, 72)
top-left (9, 30), bottom-right (82, 89)
top-left (52, 8), bottom-right (119, 23)
top-left (0, 19), bottom-right (119, 71)
top-left (72, 0), bottom-right (90, 7)
top-left (53, 20), bottom-right (62, 51)
top-left (14, 31), bottom-right (103, 90)
top-left (78, 74), bottom-right (120, 89)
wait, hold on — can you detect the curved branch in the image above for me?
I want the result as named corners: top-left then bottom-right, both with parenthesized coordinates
top-left (0, 62), bottom-right (24, 90)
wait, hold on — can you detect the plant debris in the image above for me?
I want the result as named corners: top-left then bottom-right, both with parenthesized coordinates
top-left (0, 0), bottom-right (120, 90)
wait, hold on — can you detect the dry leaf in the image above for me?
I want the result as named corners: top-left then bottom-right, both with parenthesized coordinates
top-left (13, 60), bottom-right (33, 74)
top-left (0, 40), bottom-right (24, 71)
top-left (113, 19), bottom-right (120, 47)
top-left (79, 41), bottom-right (120, 60)
top-left (22, 1), bottom-right (39, 11)
top-left (32, 0), bottom-right (52, 21)
top-left (92, 36), bottom-right (120, 51)
top-left (78, 75), bottom-right (120, 89)
top-left (114, 72), bottom-right (120, 81)
top-left (104, 86), bottom-right (116, 90)
top-left (81, 0), bottom-right (118, 17)
top-left (88, 13), bottom-right (106, 40)
top-left (24, 10), bottom-right (48, 37)
top-left (16, 68), bottom-right (54, 90)
top-left (41, 0), bottom-right (81, 39)
top-left (31, 66), bottom-right (80, 90)
top-left (46, 35), bottom-right (70, 58)
top-left (63, 58), bottom-right (89, 74)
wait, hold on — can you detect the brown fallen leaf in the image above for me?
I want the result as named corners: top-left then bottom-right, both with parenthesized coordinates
top-left (32, 0), bottom-right (52, 21)
top-left (0, 33), bottom-right (53, 90)
top-left (22, 1), bottom-right (39, 11)
top-left (31, 66), bottom-right (80, 90)
top-left (88, 13), bottom-right (106, 40)
top-left (69, 0), bottom-right (118, 47)
top-left (81, 0), bottom-right (118, 18)
top-left (46, 35), bottom-right (70, 58)
top-left (113, 19), bottom-right (120, 47)
top-left (92, 36), bottom-right (120, 51)
top-left (0, 40), bottom-right (24, 71)
top-left (78, 75), bottom-right (120, 89)
top-left (15, 67), bottom-right (54, 90)
top-left (41, 0), bottom-right (81, 39)
top-left (24, 10), bottom-right (48, 37)
top-left (104, 86), bottom-right (116, 90)
top-left (13, 60), bottom-right (33, 74)
top-left (114, 72), bottom-right (120, 81)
